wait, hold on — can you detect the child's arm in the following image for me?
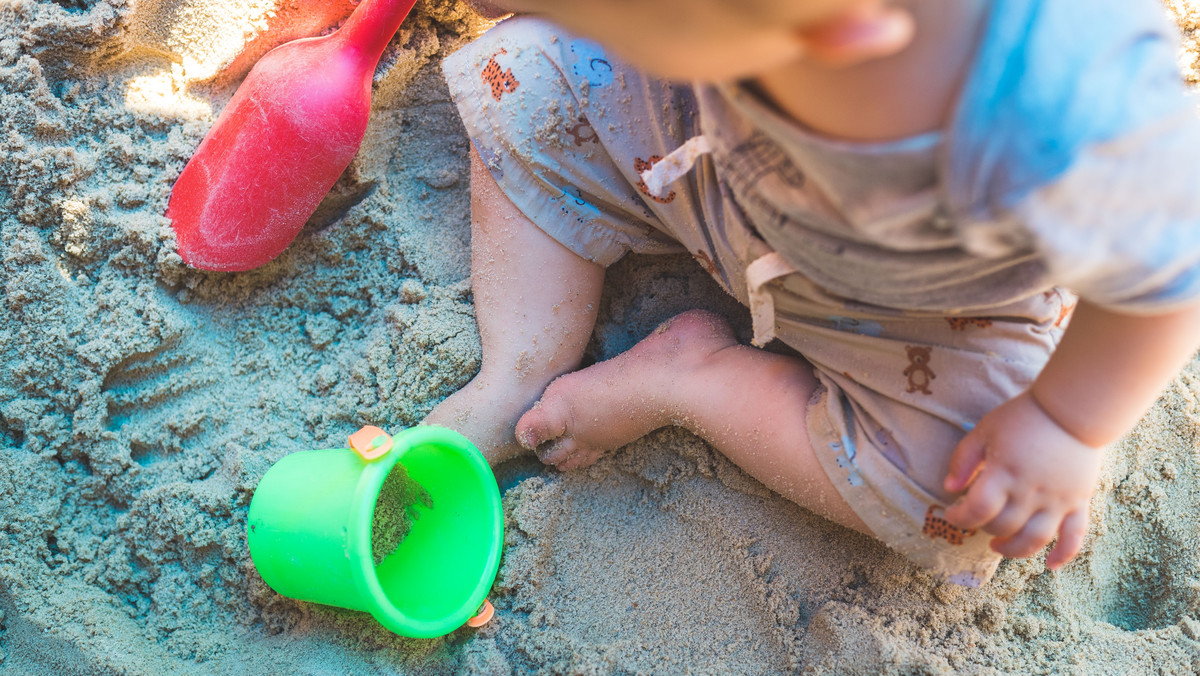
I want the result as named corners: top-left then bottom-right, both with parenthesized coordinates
top-left (1030, 301), bottom-right (1200, 446)
top-left (423, 147), bottom-right (605, 464)
top-left (943, 299), bottom-right (1200, 569)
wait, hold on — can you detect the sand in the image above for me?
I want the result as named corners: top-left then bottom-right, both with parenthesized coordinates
top-left (372, 462), bottom-right (431, 566)
top-left (1, 0), bottom-right (1199, 673)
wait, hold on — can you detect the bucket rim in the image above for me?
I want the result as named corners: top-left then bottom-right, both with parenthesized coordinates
top-left (347, 425), bottom-right (504, 637)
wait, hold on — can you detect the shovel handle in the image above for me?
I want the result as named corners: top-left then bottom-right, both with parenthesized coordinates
top-left (337, 0), bottom-right (420, 66)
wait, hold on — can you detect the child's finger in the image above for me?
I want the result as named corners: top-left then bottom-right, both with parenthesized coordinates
top-left (943, 430), bottom-right (986, 492)
top-left (980, 500), bottom-right (1036, 539)
top-left (1045, 509), bottom-right (1089, 570)
top-left (944, 471), bottom-right (1008, 530)
top-left (990, 510), bottom-right (1058, 558)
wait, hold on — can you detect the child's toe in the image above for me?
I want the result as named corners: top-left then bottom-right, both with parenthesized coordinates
top-left (515, 396), bottom-right (571, 451)
top-left (535, 436), bottom-right (577, 466)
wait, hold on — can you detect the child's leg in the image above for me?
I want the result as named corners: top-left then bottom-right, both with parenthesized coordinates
top-left (516, 310), bottom-right (871, 535)
top-left (423, 147), bottom-right (605, 464)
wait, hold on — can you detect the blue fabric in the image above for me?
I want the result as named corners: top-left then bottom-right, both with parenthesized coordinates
top-left (945, 0), bottom-right (1192, 219)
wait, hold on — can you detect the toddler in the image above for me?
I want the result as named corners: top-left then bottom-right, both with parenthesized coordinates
top-left (425, 0), bottom-right (1200, 586)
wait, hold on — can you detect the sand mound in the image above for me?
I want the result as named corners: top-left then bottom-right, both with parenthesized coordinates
top-left (1, 0), bottom-right (1198, 673)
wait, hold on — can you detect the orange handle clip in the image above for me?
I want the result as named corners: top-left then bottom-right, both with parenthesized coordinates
top-left (349, 425), bottom-right (393, 461)
top-left (467, 600), bottom-right (494, 628)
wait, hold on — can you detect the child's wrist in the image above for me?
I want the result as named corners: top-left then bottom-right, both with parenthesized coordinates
top-left (1026, 385), bottom-right (1108, 449)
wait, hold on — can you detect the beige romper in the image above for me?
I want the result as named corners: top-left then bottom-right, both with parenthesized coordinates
top-left (443, 16), bottom-right (1200, 586)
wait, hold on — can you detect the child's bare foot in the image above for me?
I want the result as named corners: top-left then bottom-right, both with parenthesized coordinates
top-left (424, 147), bottom-right (606, 466)
top-left (423, 374), bottom-right (543, 465)
top-left (515, 310), bottom-right (738, 470)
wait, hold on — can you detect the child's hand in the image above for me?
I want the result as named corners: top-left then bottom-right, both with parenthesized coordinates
top-left (942, 392), bottom-right (1103, 570)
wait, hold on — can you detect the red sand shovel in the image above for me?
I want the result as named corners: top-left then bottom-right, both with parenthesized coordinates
top-left (166, 0), bottom-right (419, 271)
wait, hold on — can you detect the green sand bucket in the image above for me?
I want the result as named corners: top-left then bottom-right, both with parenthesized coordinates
top-left (246, 425), bottom-right (503, 638)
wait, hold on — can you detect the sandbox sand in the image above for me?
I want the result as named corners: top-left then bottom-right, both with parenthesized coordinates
top-left (1, 0), bottom-right (1199, 673)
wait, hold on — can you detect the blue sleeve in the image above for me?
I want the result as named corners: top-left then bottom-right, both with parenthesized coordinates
top-left (946, 0), bottom-right (1193, 218)
top-left (1012, 109), bottom-right (1200, 314)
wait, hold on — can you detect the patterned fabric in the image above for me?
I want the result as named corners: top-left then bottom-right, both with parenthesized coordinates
top-left (442, 19), bottom-right (689, 267)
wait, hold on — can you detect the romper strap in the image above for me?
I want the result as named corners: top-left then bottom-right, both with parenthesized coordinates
top-left (745, 252), bottom-right (797, 347)
top-left (639, 135), bottom-right (713, 198)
